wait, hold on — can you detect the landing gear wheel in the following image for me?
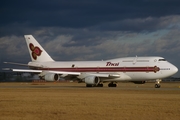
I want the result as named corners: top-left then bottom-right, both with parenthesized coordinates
top-left (108, 83), bottom-right (117, 87)
top-left (96, 84), bottom-right (103, 87)
top-left (113, 84), bottom-right (117, 87)
top-left (86, 84), bottom-right (93, 87)
top-left (155, 84), bottom-right (161, 88)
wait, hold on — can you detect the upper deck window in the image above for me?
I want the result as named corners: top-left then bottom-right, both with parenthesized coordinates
top-left (158, 59), bottom-right (166, 61)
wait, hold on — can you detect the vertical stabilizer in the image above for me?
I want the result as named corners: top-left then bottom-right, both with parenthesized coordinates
top-left (24, 35), bottom-right (54, 62)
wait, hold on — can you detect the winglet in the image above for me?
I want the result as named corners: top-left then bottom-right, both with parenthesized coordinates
top-left (24, 35), bottom-right (54, 62)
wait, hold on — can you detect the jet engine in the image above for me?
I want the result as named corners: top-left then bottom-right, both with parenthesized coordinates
top-left (44, 73), bottom-right (59, 81)
top-left (85, 76), bottom-right (100, 85)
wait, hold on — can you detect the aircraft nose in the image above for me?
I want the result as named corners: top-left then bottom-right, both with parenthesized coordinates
top-left (172, 65), bottom-right (178, 74)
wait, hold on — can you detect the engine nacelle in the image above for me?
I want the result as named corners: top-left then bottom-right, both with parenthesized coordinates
top-left (85, 76), bottom-right (100, 85)
top-left (44, 73), bottom-right (59, 81)
top-left (132, 81), bottom-right (146, 84)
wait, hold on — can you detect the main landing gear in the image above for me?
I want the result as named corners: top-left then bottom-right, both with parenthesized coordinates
top-left (86, 83), bottom-right (103, 87)
top-left (108, 82), bottom-right (117, 87)
top-left (86, 82), bottom-right (117, 87)
top-left (96, 83), bottom-right (103, 87)
top-left (155, 79), bottom-right (161, 88)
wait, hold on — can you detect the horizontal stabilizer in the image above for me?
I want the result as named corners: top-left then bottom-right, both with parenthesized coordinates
top-left (4, 62), bottom-right (29, 66)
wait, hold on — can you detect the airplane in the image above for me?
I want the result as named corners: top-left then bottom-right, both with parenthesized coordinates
top-left (4, 35), bottom-right (178, 88)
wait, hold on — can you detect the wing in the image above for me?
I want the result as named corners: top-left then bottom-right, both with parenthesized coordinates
top-left (5, 62), bottom-right (120, 80)
top-left (11, 69), bottom-right (119, 78)
top-left (12, 69), bottom-right (81, 76)
top-left (10, 68), bottom-right (122, 83)
top-left (12, 69), bottom-right (42, 73)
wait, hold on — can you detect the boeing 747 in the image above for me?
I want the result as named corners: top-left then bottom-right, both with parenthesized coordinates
top-left (5, 35), bottom-right (178, 88)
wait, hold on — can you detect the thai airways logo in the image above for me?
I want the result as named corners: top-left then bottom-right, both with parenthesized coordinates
top-left (29, 43), bottom-right (42, 60)
top-left (106, 62), bottom-right (119, 66)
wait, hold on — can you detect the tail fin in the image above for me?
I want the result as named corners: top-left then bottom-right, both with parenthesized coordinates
top-left (24, 35), bottom-right (54, 62)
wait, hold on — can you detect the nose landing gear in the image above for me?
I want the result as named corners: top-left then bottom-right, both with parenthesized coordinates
top-left (155, 79), bottom-right (161, 88)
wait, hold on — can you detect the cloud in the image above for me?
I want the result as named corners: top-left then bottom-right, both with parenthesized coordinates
top-left (91, 15), bottom-right (180, 32)
top-left (1, 0), bottom-right (180, 76)
top-left (1, 1), bottom-right (180, 33)
top-left (152, 29), bottom-right (180, 56)
top-left (0, 36), bottom-right (26, 55)
top-left (0, 35), bottom-right (30, 64)
top-left (1, 15), bottom-right (180, 60)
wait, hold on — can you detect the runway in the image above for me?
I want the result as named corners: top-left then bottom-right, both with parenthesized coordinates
top-left (0, 82), bottom-right (180, 90)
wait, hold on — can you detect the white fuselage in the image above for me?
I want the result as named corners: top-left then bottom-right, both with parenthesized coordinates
top-left (28, 56), bottom-right (178, 82)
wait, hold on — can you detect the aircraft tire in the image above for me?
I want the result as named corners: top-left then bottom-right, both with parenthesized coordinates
top-left (86, 84), bottom-right (93, 87)
top-left (155, 84), bottom-right (160, 88)
top-left (108, 83), bottom-right (117, 87)
top-left (97, 84), bottom-right (103, 87)
top-left (113, 84), bottom-right (117, 87)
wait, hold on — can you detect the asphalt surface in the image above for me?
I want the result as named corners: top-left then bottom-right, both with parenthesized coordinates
top-left (0, 82), bottom-right (180, 91)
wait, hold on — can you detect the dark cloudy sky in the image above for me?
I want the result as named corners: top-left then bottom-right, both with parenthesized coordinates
top-left (1, 0), bottom-right (180, 77)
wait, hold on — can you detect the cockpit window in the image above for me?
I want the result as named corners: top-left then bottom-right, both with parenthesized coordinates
top-left (158, 59), bottom-right (166, 61)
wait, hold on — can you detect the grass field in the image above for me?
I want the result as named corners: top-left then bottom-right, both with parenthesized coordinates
top-left (0, 82), bottom-right (180, 120)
